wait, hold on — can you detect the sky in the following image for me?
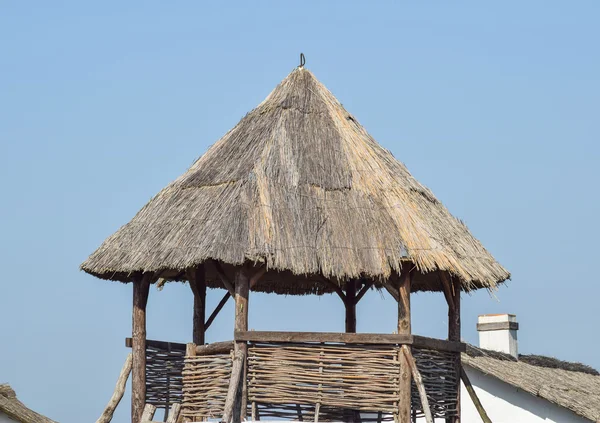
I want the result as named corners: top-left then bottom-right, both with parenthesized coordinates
top-left (1, 2), bottom-right (599, 422)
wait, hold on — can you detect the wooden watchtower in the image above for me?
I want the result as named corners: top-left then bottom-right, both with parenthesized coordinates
top-left (82, 57), bottom-right (509, 423)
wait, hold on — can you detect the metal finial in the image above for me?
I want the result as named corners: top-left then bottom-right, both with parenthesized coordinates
top-left (299, 53), bottom-right (306, 68)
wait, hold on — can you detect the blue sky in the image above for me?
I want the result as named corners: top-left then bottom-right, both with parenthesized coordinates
top-left (1, 2), bottom-right (599, 422)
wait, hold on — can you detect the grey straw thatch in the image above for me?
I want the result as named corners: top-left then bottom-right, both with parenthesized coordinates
top-left (0, 384), bottom-right (57, 423)
top-left (463, 346), bottom-right (600, 422)
top-left (81, 65), bottom-right (509, 294)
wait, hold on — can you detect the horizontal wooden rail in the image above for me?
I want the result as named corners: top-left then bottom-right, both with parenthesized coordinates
top-left (126, 334), bottom-right (465, 354)
top-left (125, 338), bottom-right (186, 351)
top-left (234, 331), bottom-right (465, 353)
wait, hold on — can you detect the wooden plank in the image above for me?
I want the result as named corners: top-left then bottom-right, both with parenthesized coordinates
top-left (402, 346), bottom-right (433, 423)
top-left (95, 354), bottom-right (132, 423)
top-left (235, 330), bottom-right (413, 345)
top-left (132, 273), bottom-right (152, 423)
top-left (461, 366), bottom-right (492, 423)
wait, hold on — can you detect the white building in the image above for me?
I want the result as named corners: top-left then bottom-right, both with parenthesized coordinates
top-left (458, 314), bottom-right (600, 423)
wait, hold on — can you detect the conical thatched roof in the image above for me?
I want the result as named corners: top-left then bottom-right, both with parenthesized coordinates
top-left (81, 66), bottom-right (509, 294)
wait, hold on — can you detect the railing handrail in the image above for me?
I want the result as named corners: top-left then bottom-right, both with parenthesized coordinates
top-left (234, 331), bottom-right (465, 353)
top-left (125, 338), bottom-right (187, 351)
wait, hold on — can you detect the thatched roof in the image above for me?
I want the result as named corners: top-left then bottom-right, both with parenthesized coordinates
top-left (463, 346), bottom-right (600, 422)
top-left (0, 384), bottom-right (56, 423)
top-left (81, 65), bottom-right (509, 294)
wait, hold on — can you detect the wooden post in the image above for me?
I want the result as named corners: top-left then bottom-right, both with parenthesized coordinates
top-left (401, 346), bottom-right (433, 423)
top-left (345, 279), bottom-right (357, 333)
top-left (443, 272), bottom-right (461, 423)
top-left (222, 268), bottom-right (250, 423)
top-left (460, 366), bottom-right (492, 423)
top-left (132, 273), bottom-right (152, 423)
top-left (188, 264), bottom-right (206, 345)
top-left (95, 354), bottom-right (132, 423)
top-left (397, 264), bottom-right (412, 423)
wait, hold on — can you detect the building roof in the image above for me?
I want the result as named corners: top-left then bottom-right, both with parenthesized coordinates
top-left (463, 345), bottom-right (600, 422)
top-left (81, 65), bottom-right (509, 295)
top-left (0, 384), bottom-right (56, 423)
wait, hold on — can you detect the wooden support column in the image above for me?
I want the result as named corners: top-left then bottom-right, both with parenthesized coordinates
top-left (345, 279), bottom-right (357, 333)
top-left (222, 268), bottom-right (250, 423)
top-left (188, 264), bottom-right (206, 345)
top-left (132, 273), bottom-right (152, 423)
top-left (442, 272), bottom-right (461, 423)
top-left (397, 264), bottom-right (412, 423)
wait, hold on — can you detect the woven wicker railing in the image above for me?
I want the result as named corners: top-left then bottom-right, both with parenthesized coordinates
top-left (177, 333), bottom-right (462, 422)
top-left (126, 338), bottom-right (186, 413)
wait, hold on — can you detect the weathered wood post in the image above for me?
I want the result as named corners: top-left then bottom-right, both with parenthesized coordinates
top-left (441, 272), bottom-right (461, 423)
top-left (397, 264), bottom-right (412, 423)
top-left (222, 267), bottom-right (250, 423)
top-left (345, 279), bottom-right (357, 333)
top-left (132, 273), bottom-right (152, 423)
top-left (188, 264), bottom-right (207, 345)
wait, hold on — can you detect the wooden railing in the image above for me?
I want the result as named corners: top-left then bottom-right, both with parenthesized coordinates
top-left (177, 332), bottom-right (464, 422)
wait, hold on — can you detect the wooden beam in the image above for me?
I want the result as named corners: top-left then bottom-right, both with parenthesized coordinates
top-left (345, 280), bottom-right (357, 333)
top-left (235, 330), bottom-right (412, 345)
top-left (250, 264), bottom-right (267, 288)
top-left (196, 340), bottom-right (234, 356)
top-left (125, 338), bottom-right (186, 352)
top-left (213, 260), bottom-right (236, 296)
top-left (460, 366), bottom-right (492, 423)
top-left (318, 276), bottom-right (346, 302)
top-left (354, 281), bottom-right (373, 305)
top-left (205, 292), bottom-right (231, 331)
top-left (401, 346), bottom-right (433, 423)
top-left (397, 265), bottom-right (412, 423)
top-left (95, 354), bottom-right (132, 423)
top-left (188, 264), bottom-right (206, 345)
top-left (381, 280), bottom-right (399, 302)
top-left (222, 268), bottom-right (250, 423)
top-left (132, 273), bottom-right (152, 423)
top-left (440, 272), bottom-right (455, 313)
top-left (412, 335), bottom-right (466, 353)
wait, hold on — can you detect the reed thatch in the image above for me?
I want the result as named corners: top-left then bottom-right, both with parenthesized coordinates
top-left (0, 384), bottom-right (57, 423)
top-left (81, 65), bottom-right (509, 294)
top-left (463, 346), bottom-right (600, 422)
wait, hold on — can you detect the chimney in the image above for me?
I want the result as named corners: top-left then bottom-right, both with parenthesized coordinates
top-left (477, 314), bottom-right (519, 358)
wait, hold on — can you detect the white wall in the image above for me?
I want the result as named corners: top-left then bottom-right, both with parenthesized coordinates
top-left (0, 411), bottom-right (18, 423)
top-left (415, 367), bottom-right (590, 423)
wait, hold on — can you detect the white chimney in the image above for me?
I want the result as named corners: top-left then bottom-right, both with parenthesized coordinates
top-left (477, 314), bottom-right (519, 358)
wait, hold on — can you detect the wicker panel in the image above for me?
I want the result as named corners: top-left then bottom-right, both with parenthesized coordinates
top-left (247, 343), bottom-right (400, 419)
top-left (411, 347), bottom-right (459, 419)
top-left (181, 353), bottom-right (232, 420)
top-left (145, 344), bottom-right (186, 410)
